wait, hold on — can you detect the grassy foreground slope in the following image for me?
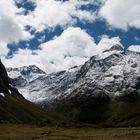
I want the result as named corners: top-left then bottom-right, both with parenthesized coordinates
top-left (0, 94), bottom-right (55, 125)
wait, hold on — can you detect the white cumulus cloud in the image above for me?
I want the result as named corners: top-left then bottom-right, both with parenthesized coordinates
top-left (0, 42), bottom-right (9, 57)
top-left (0, 0), bottom-right (31, 43)
top-left (21, 0), bottom-right (96, 32)
top-left (99, 0), bottom-right (140, 30)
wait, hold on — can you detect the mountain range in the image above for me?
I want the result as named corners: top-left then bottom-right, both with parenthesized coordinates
top-left (5, 45), bottom-right (140, 126)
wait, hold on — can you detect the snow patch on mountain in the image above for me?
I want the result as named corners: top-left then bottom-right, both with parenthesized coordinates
top-left (0, 93), bottom-right (5, 97)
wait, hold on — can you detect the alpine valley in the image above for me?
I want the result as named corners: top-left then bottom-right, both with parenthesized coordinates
top-left (6, 45), bottom-right (140, 127)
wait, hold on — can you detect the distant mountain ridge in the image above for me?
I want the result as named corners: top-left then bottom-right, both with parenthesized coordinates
top-left (7, 63), bottom-right (80, 102)
top-left (7, 45), bottom-right (140, 102)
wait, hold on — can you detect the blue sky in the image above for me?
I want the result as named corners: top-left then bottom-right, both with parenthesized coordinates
top-left (0, 0), bottom-right (140, 73)
top-left (7, 0), bottom-right (140, 55)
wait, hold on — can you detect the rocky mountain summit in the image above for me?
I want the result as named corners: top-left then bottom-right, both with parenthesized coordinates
top-left (7, 45), bottom-right (140, 126)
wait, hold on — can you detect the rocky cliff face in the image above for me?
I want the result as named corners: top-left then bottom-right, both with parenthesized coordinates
top-left (7, 45), bottom-right (140, 126)
top-left (0, 59), bottom-right (24, 98)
